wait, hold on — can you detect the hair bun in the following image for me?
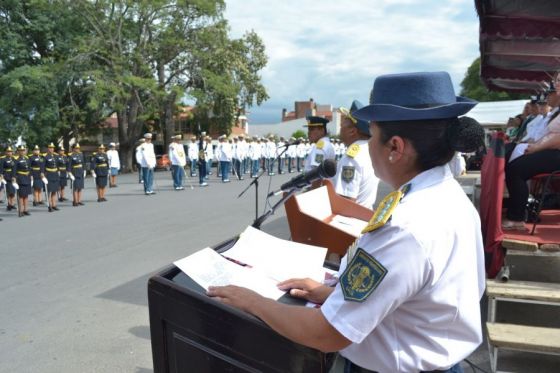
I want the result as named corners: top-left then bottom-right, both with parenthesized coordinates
top-left (447, 116), bottom-right (485, 153)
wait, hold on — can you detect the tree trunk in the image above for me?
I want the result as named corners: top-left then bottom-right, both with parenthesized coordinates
top-left (162, 92), bottom-right (177, 151)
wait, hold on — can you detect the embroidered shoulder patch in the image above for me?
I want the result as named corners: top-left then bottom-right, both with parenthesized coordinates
top-left (340, 248), bottom-right (387, 302)
top-left (361, 189), bottom-right (402, 233)
top-left (316, 140), bottom-right (325, 150)
top-left (346, 144), bottom-right (360, 158)
top-left (341, 166), bottom-right (355, 182)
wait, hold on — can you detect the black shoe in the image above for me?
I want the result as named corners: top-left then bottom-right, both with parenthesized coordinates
top-left (53, 206), bottom-right (59, 211)
top-left (58, 198), bottom-right (64, 202)
top-left (73, 202), bottom-right (78, 207)
top-left (33, 201), bottom-right (38, 207)
top-left (23, 211), bottom-right (30, 216)
top-left (78, 202), bottom-right (85, 206)
top-left (102, 198), bottom-right (107, 202)
top-left (38, 201), bottom-right (44, 205)
top-left (97, 198), bottom-right (102, 202)
top-left (48, 207), bottom-right (53, 212)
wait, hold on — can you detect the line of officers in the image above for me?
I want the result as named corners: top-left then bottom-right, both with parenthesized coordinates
top-left (167, 133), bottom-right (349, 185)
top-left (166, 100), bottom-right (380, 209)
top-left (0, 142), bottom-right (112, 219)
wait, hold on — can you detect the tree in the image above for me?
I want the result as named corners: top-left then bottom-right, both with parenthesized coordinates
top-left (291, 130), bottom-right (307, 139)
top-left (459, 57), bottom-right (524, 101)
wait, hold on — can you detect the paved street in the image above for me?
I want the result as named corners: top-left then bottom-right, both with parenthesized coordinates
top-left (1, 170), bottom-right (558, 372)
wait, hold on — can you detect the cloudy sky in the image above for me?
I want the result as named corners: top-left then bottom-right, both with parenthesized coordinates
top-left (224, 0), bottom-right (480, 124)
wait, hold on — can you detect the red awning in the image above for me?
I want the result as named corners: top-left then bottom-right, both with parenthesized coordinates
top-left (476, 0), bottom-right (560, 93)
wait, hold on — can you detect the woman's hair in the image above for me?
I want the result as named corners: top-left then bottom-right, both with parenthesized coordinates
top-left (376, 116), bottom-right (485, 172)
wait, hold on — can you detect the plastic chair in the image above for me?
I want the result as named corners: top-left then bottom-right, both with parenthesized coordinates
top-left (529, 170), bottom-right (560, 235)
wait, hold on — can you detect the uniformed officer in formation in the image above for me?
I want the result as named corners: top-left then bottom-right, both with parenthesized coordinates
top-left (285, 137), bottom-right (297, 173)
top-left (44, 143), bottom-right (61, 212)
top-left (57, 146), bottom-right (69, 202)
top-left (197, 133), bottom-right (209, 186)
top-left (332, 100), bottom-right (380, 209)
top-left (138, 133), bottom-right (157, 195)
top-left (67, 143), bottom-right (85, 206)
top-left (90, 144), bottom-right (110, 202)
top-left (208, 71), bottom-right (486, 373)
top-left (187, 136), bottom-right (198, 178)
top-left (13, 145), bottom-right (32, 216)
top-left (303, 116), bottom-right (336, 172)
top-left (29, 145), bottom-right (45, 206)
top-left (107, 142), bottom-right (120, 187)
top-left (169, 134), bottom-right (187, 190)
top-left (0, 146), bottom-right (17, 211)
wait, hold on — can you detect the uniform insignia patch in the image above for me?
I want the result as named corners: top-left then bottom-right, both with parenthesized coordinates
top-left (341, 166), bottom-right (355, 182)
top-left (316, 140), bottom-right (325, 150)
top-left (346, 144), bottom-right (360, 158)
top-left (340, 248), bottom-right (387, 302)
top-left (315, 153), bottom-right (324, 163)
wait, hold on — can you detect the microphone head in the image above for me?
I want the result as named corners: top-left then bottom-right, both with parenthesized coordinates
top-left (319, 159), bottom-right (337, 178)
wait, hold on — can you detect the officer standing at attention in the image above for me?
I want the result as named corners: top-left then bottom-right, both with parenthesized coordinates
top-left (208, 71), bottom-right (486, 373)
top-left (29, 145), bottom-right (45, 206)
top-left (107, 142), bottom-right (120, 187)
top-left (138, 133), bottom-right (157, 195)
top-left (57, 146), bottom-right (69, 202)
top-left (67, 143), bottom-right (85, 206)
top-left (44, 143), bottom-right (61, 212)
top-left (332, 100), bottom-right (379, 209)
top-left (91, 144), bottom-right (109, 202)
top-left (187, 136), bottom-right (198, 178)
top-left (303, 116), bottom-right (336, 172)
top-left (197, 132), bottom-right (209, 187)
top-left (169, 134), bottom-right (187, 190)
top-left (13, 145), bottom-right (32, 216)
top-left (0, 146), bottom-right (17, 211)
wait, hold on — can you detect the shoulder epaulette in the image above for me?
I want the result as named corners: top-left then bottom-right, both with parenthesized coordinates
top-left (346, 144), bottom-right (360, 158)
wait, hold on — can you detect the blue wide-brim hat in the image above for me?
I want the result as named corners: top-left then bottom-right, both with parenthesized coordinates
top-left (353, 71), bottom-right (477, 122)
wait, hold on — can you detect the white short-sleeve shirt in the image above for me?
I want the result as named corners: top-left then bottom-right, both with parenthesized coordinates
top-left (321, 166), bottom-right (485, 373)
top-left (303, 137), bottom-right (335, 172)
top-left (333, 139), bottom-right (379, 209)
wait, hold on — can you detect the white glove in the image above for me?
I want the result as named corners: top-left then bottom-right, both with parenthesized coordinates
top-left (0, 178), bottom-right (6, 186)
top-left (83, 170), bottom-right (86, 178)
top-left (42, 177), bottom-right (48, 185)
top-left (91, 171), bottom-right (97, 178)
top-left (12, 181), bottom-right (19, 190)
top-left (69, 173), bottom-right (75, 181)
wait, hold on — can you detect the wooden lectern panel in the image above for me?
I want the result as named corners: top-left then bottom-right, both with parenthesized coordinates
top-left (284, 180), bottom-right (374, 257)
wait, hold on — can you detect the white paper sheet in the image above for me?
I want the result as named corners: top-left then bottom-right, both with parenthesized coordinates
top-left (222, 226), bottom-right (328, 282)
top-left (294, 186), bottom-right (332, 221)
top-left (329, 215), bottom-right (367, 237)
top-left (173, 247), bottom-right (285, 300)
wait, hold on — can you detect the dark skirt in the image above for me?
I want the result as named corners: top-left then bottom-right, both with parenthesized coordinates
top-left (72, 177), bottom-right (84, 190)
top-left (47, 180), bottom-right (60, 193)
top-left (95, 176), bottom-right (108, 188)
top-left (59, 173), bottom-right (67, 187)
top-left (33, 178), bottom-right (44, 190)
top-left (18, 184), bottom-right (31, 197)
top-left (5, 182), bottom-right (16, 196)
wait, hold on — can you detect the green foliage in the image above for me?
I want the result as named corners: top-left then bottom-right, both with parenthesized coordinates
top-left (459, 58), bottom-right (525, 101)
top-left (291, 130), bottom-right (307, 139)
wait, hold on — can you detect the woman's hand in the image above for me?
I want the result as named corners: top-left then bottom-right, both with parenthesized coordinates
top-left (277, 278), bottom-right (334, 304)
top-left (524, 144), bottom-right (540, 155)
top-left (207, 285), bottom-right (263, 313)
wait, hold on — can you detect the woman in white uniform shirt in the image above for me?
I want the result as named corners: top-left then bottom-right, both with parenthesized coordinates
top-left (208, 72), bottom-right (486, 373)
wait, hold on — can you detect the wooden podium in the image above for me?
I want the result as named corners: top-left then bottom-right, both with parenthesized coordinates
top-left (148, 238), bottom-right (334, 373)
top-left (284, 180), bottom-right (374, 257)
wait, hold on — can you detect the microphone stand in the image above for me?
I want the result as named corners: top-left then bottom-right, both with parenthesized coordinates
top-left (252, 187), bottom-right (298, 229)
top-left (237, 144), bottom-right (291, 222)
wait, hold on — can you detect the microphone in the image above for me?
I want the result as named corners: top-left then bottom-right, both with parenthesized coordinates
top-left (277, 139), bottom-right (302, 148)
top-left (267, 159), bottom-right (337, 196)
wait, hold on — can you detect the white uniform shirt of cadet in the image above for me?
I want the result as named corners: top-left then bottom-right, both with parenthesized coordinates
top-left (266, 141), bottom-right (277, 158)
top-left (139, 142), bottom-right (156, 168)
top-left (296, 143), bottom-right (306, 158)
top-left (333, 139), bottom-right (379, 209)
top-left (218, 141), bottom-right (233, 162)
top-left (169, 142), bottom-right (187, 167)
top-left (107, 149), bottom-right (120, 170)
top-left (276, 141), bottom-right (286, 158)
top-left (203, 141), bottom-right (213, 161)
top-left (286, 142), bottom-right (297, 158)
top-left (187, 141), bottom-right (198, 161)
top-left (321, 166), bottom-right (485, 373)
top-left (304, 136), bottom-right (335, 172)
top-left (238, 140), bottom-right (248, 159)
top-left (248, 142), bottom-right (261, 160)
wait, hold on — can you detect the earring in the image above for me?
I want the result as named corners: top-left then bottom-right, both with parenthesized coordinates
top-left (389, 155), bottom-right (393, 161)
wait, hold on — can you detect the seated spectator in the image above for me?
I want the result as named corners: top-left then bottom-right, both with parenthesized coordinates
top-left (503, 78), bottom-right (560, 230)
